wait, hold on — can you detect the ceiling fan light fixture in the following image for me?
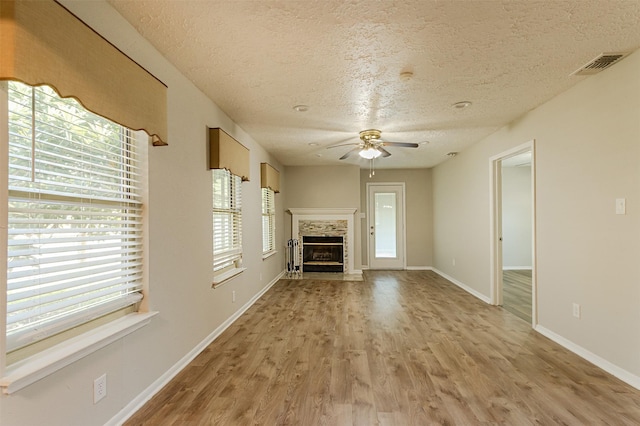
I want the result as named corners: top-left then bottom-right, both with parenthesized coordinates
top-left (359, 147), bottom-right (382, 159)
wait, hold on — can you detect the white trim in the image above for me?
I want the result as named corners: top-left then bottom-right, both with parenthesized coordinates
top-left (535, 325), bottom-right (640, 390)
top-left (366, 182), bottom-right (407, 270)
top-left (489, 140), bottom-right (537, 327)
top-left (288, 208), bottom-right (357, 216)
top-left (262, 250), bottom-right (277, 260)
top-left (502, 266), bottom-right (533, 271)
top-left (108, 271), bottom-right (284, 426)
top-left (405, 266), bottom-right (433, 271)
top-left (432, 268), bottom-right (491, 304)
top-left (0, 311), bottom-right (158, 394)
top-left (351, 269), bottom-right (363, 275)
top-left (289, 208), bottom-right (356, 274)
top-left (212, 267), bottom-right (246, 286)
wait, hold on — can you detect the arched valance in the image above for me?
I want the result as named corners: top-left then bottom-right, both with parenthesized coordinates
top-left (0, 0), bottom-right (168, 145)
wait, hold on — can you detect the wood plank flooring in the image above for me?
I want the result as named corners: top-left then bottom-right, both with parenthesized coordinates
top-left (502, 269), bottom-right (532, 324)
top-left (125, 270), bottom-right (640, 425)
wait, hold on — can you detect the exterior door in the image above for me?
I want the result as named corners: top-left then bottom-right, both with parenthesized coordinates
top-left (367, 183), bottom-right (405, 269)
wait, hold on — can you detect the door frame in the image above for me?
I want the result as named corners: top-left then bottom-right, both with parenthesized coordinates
top-left (489, 140), bottom-right (537, 326)
top-left (366, 182), bottom-right (407, 270)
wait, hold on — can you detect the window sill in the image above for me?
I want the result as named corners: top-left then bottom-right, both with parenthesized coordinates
top-left (0, 311), bottom-right (158, 395)
top-left (213, 267), bottom-right (246, 288)
top-left (262, 250), bottom-right (277, 260)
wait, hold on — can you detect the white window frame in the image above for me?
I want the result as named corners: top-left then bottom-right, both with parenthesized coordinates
top-left (212, 169), bottom-right (244, 286)
top-left (261, 187), bottom-right (276, 258)
top-left (0, 81), bottom-right (155, 394)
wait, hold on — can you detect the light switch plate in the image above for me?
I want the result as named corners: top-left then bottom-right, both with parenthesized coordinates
top-left (616, 198), bottom-right (626, 215)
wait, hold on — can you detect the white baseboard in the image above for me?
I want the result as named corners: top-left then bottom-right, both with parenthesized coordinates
top-left (405, 266), bottom-right (433, 271)
top-left (431, 268), bottom-right (491, 304)
top-left (107, 271), bottom-right (285, 426)
top-left (535, 325), bottom-right (640, 391)
top-left (503, 266), bottom-right (532, 271)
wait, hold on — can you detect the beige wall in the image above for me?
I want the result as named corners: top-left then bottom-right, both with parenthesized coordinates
top-left (284, 165), bottom-right (362, 269)
top-left (360, 169), bottom-right (433, 268)
top-left (433, 49), bottom-right (640, 377)
top-left (0, 2), bottom-right (286, 425)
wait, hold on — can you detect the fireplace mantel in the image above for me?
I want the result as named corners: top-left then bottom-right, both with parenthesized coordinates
top-left (288, 208), bottom-right (357, 274)
top-left (287, 208), bottom-right (357, 216)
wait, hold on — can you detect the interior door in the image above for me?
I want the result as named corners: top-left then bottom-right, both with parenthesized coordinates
top-left (367, 183), bottom-right (405, 269)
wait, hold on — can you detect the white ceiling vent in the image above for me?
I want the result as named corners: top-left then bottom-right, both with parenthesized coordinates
top-left (572, 53), bottom-right (628, 76)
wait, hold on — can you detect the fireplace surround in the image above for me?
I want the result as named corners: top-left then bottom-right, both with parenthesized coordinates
top-left (288, 208), bottom-right (357, 274)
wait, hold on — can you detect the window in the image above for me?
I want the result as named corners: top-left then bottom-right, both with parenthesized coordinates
top-left (261, 187), bottom-right (275, 255)
top-left (213, 169), bottom-right (243, 282)
top-left (4, 82), bottom-right (144, 353)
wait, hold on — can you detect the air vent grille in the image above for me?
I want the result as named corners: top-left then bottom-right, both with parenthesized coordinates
top-left (572, 53), bottom-right (627, 76)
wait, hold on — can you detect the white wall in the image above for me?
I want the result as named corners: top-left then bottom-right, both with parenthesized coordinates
top-left (502, 166), bottom-right (532, 269)
top-left (433, 49), bottom-right (640, 379)
top-left (0, 2), bottom-right (286, 425)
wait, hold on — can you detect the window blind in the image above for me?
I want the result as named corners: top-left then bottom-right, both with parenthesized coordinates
top-left (213, 169), bottom-right (242, 272)
top-left (6, 82), bottom-right (143, 351)
top-left (262, 188), bottom-right (275, 254)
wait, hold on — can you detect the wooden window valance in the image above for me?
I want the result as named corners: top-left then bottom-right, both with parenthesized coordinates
top-left (260, 163), bottom-right (280, 193)
top-left (209, 127), bottom-right (250, 181)
top-left (0, 0), bottom-right (168, 145)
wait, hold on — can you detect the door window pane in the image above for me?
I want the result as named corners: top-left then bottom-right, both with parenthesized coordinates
top-left (375, 192), bottom-right (396, 258)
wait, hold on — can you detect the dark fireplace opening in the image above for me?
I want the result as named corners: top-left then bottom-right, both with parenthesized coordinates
top-left (302, 236), bottom-right (344, 273)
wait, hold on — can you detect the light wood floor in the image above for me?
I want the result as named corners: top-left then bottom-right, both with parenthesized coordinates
top-left (502, 269), bottom-right (532, 323)
top-left (126, 270), bottom-right (640, 425)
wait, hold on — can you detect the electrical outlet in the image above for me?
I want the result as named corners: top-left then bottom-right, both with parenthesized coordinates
top-left (94, 374), bottom-right (107, 404)
top-left (572, 303), bottom-right (581, 319)
top-left (232, 290), bottom-right (236, 303)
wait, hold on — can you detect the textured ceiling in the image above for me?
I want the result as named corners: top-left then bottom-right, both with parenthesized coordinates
top-left (108, 0), bottom-right (640, 168)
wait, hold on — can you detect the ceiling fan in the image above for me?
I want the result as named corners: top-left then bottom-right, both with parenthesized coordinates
top-left (328, 129), bottom-right (419, 160)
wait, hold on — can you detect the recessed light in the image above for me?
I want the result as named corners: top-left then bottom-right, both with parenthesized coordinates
top-left (308, 142), bottom-right (318, 147)
top-left (447, 152), bottom-right (458, 157)
top-left (315, 153), bottom-right (323, 157)
top-left (452, 101), bottom-right (472, 109)
top-left (419, 141), bottom-right (429, 145)
top-left (293, 104), bottom-right (309, 112)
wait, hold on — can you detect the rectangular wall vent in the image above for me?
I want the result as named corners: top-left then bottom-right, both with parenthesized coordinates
top-left (572, 53), bottom-right (628, 76)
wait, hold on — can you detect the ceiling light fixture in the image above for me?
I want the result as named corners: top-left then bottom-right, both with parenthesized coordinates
top-left (293, 104), bottom-right (309, 112)
top-left (359, 147), bottom-right (382, 159)
top-left (400, 71), bottom-right (414, 81)
top-left (308, 142), bottom-right (318, 146)
top-left (452, 101), bottom-right (472, 109)
top-left (447, 152), bottom-right (458, 157)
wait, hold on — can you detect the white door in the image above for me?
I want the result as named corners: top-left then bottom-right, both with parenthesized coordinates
top-left (367, 183), bottom-right (405, 269)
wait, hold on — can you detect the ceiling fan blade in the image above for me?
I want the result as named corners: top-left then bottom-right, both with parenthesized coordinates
top-left (378, 147), bottom-right (392, 157)
top-left (327, 142), bottom-right (360, 149)
top-left (339, 147), bottom-right (361, 160)
top-left (382, 141), bottom-right (419, 148)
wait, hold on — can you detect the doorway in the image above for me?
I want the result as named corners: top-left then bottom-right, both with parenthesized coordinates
top-left (490, 141), bottom-right (537, 326)
top-left (367, 183), bottom-right (406, 270)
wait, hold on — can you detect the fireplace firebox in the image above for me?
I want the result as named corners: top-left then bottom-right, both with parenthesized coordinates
top-left (302, 236), bottom-right (344, 273)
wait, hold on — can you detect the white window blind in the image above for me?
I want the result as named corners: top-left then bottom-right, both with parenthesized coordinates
top-left (6, 82), bottom-right (144, 352)
top-left (261, 187), bottom-right (275, 254)
top-left (213, 169), bottom-right (242, 272)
